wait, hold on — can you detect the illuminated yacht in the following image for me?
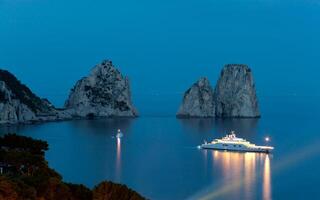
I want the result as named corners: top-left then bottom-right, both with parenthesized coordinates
top-left (200, 131), bottom-right (274, 153)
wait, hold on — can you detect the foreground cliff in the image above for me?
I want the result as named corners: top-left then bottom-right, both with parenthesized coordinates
top-left (177, 77), bottom-right (215, 118)
top-left (65, 60), bottom-right (138, 118)
top-left (0, 134), bottom-right (145, 200)
top-left (177, 64), bottom-right (260, 118)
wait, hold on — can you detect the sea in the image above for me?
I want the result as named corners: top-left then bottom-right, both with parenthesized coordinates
top-left (1, 95), bottom-right (320, 200)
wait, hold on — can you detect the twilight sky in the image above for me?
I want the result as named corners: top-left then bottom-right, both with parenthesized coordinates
top-left (0, 0), bottom-right (319, 115)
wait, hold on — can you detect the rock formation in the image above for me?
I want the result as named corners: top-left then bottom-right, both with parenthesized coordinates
top-left (214, 64), bottom-right (260, 118)
top-left (65, 60), bottom-right (138, 118)
top-left (0, 60), bottom-right (137, 124)
top-left (0, 70), bottom-right (60, 124)
top-left (177, 64), bottom-right (260, 118)
top-left (177, 77), bottom-right (215, 118)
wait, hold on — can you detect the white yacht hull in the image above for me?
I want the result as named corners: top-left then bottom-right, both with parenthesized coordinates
top-left (201, 143), bottom-right (273, 153)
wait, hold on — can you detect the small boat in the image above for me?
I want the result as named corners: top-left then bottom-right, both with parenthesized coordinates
top-left (116, 129), bottom-right (123, 138)
top-left (200, 131), bottom-right (274, 153)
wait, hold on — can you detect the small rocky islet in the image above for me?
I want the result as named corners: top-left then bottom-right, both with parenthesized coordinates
top-left (176, 77), bottom-right (216, 118)
top-left (64, 60), bottom-right (138, 118)
top-left (177, 64), bottom-right (260, 118)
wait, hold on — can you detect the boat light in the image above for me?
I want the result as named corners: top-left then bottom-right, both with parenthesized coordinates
top-left (265, 137), bottom-right (270, 142)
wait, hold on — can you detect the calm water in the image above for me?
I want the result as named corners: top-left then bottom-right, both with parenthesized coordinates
top-left (1, 96), bottom-right (320, 200)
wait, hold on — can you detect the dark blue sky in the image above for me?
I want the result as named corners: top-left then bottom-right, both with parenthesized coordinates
top-left (1, 0), bottom-right (319, 114)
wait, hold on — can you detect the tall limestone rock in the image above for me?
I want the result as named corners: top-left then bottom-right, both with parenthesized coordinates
top-left (65, 60), bottom-right (138, 117)
top-left (0, 70), bottom-right (58, 124)
top-left (177, 77), bottom-right (215, 118)
top-left (214, 64), bottom-right (260, 118)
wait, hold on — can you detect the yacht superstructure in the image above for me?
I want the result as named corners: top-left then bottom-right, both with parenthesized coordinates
top-left (200, 132), bottom-right (274, 153)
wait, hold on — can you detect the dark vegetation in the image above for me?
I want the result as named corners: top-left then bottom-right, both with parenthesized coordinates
top-left (93, 181), bottom-right (144, 200)
top-left (0, 134), bottom-right (145, 200)
top-left (0, 70), bottom-right (54, 113)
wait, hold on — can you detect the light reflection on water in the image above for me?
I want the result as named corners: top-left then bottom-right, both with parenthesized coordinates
top-left (263, 155), bottom-right (271, 200)
top-left (193, 151), bottom-right (271, 200)
top-left (116, 137), bottom-right (122, 181)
